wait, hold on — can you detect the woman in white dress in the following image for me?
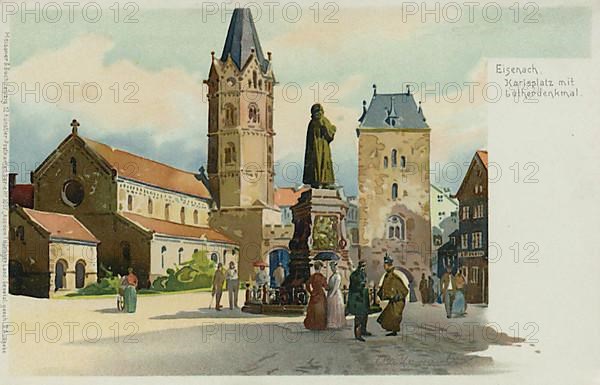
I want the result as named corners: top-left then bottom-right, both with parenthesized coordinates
top-left (327, 261), bottom-right (346, 329)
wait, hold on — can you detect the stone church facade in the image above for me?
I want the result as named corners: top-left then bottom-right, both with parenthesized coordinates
top-left (356, 88), bottom-right (432, 291)
top-left (30, 123), bottom-right (238, 288)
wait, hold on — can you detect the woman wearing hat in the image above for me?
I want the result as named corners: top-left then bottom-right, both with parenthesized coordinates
top-left (303, 261), bottom-right (328, 330)
top-left (326, 261), bottom-right (346, 329)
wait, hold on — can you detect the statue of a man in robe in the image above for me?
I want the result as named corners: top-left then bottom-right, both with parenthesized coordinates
top-left (303, 103), bottom-right (336, 189)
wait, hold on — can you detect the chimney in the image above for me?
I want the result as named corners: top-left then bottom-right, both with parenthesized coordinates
top-left (358, 100), bottom-right (367, 123)
top-left (9, 172), bottom-right (17, 191)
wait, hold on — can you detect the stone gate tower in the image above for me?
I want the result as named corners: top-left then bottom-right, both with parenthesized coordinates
top-left (357, 86), bottom-right (432, 287)
top-left (205, 8), bottom-right (284, 281)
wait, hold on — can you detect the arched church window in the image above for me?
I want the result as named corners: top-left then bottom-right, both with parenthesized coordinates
top-left (127, 195), bottom-right (133, 211)
top-left (161, 246), bottom-right (167, 268)
top-left (224, 103), bottom-right (236, 127)
top-left (391, 150), bottom-right (398, 167)
top-left (387, 215), bottom-right (405, 240)
top-left (70, 157), bottom-right (77, 175)
top-left (165, 203), bottom-right (171, 221)
top-left (193, 210), bottom-right (199, 225)
top-left (178, 247), bottom-right (184, 264)
top-left (148, 198), bottom-right (153, 214)
top-left (17, 225), bottom-right (25, 242)
top-left (224, 142), bottom-right (236, 164)
top-left (383, 156), bottom-right (389, 169)
top-left (391, 183), bottom-right (398, 200)
top-left (258, 79), bottom-right (262, 90)
top-left (253, 71), bottom-right (257, 88)
top-left (248, 103), bottom-right (259, 124)
top-left (180, 207), bottom-right (186, 224)
top-left (400, 155), bottom-right (406, 168)
top-left (121, 241), bottom-right (131, 267)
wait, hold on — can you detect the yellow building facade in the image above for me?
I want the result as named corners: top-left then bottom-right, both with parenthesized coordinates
top-left (357, 89), bottom-right (432, 290)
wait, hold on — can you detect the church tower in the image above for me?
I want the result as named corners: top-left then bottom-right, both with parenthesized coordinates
top-left (205, 8), bottom-right (275, 209)
top-left (205, 8), bottom-right (285, 281)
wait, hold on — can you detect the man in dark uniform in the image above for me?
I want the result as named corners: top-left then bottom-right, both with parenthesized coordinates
top-left (347, 260), bottom-right (372, 342)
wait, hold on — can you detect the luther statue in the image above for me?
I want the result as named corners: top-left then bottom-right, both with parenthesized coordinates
top-left (303, 103), bottom-right (336, 189)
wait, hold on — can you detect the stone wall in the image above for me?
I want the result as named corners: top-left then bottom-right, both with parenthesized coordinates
top-left (117, 179), bottom-right (211, 226)
top-left (357, 129), bottom-right (432, 288)
top-left (49, 241), bottom-right (98, 295)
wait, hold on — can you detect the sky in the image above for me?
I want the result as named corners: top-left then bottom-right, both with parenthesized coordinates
top-left (8, 2), bottom-right (591, 195)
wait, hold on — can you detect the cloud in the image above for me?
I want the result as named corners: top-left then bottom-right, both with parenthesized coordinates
top-left (11, 33), bottom-right (206, 145)
top-left (267, 7), bottom-right (424, 55)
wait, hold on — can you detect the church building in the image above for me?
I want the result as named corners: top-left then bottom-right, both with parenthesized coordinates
top-left (29, 120), bottom-right (238, 288)
top-left (356, 86), bottom-right (432, 291)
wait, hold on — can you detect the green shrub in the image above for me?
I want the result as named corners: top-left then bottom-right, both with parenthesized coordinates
top-left (75, 263), bottom-right (120, 296)
top-left (151, 250), bottom-right (216, 292)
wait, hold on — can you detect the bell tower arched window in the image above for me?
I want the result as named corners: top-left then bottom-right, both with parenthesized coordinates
top-left (391, 150), bottom-right (398, 167)
top-left (224, 142), bottom-right (236, 164)
top-left (224, 103), bottom-right (236, 127)
top-left (387, 215), bottom-right (405, 240)
top-left (391, 183), bottom-right (398, 200)
top-left (400, 155), bottom-right (406, 168)
top-left (248, 103), bottom-right (259, 124)
top-left (383, 156), bottom-right (389, 168)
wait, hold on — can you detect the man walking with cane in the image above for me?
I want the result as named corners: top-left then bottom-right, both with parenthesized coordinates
top-left (211, 263), bottom-right (225, 311)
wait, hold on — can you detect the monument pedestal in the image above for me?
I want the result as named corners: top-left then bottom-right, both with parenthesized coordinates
top-left (283, 188), bottom-right (350, 304)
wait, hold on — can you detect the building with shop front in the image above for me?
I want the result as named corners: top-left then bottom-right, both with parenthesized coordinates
top-left (456, 150), bottom-right (488, 304)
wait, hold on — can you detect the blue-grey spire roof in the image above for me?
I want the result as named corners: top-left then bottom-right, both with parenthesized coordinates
top-left (221, 8), bottom-right (269, 73)
top-left (359, 91), bottom-right (429, 129)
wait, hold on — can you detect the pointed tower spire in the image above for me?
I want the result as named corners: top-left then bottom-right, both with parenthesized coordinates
top-left (220, 8), bottom-right (268, 72)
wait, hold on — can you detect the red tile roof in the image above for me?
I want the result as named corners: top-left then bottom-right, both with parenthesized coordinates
top-left (274, 187), bottom-right (308, 207)
top-left (477, 150), bottom-right (488, 169)
top-left (22, 208), bottom-right (99, 243)
top-left (10, 184), bottom-right (34, 208)
top-left (82, 137), bottom-right (211, 200)
top-left (120, 212), bottom-right (236, 245)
